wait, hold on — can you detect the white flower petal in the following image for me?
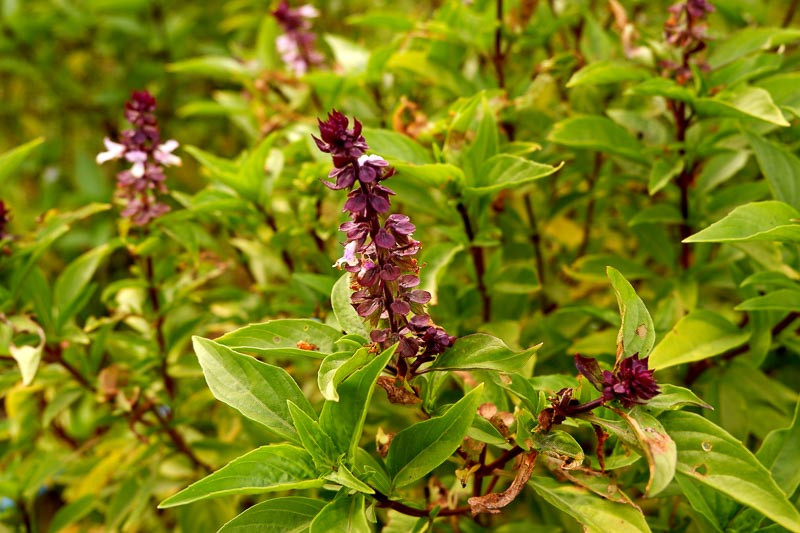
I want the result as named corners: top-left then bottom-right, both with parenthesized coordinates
top-left (131, 162), bottom-right (145, 178)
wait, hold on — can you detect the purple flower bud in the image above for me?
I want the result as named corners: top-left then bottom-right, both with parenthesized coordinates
top-left (272, 0), bottom-right (324, 75)
top-left (601, 354), bottom-right (660, 408)
top-left (390, 300), bottom-right (411, 316)
top-left (374, 228), bottom-right (396, 249)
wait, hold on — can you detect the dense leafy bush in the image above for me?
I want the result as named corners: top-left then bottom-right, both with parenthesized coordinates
top-left (2, 0), bottom-right (800, 531)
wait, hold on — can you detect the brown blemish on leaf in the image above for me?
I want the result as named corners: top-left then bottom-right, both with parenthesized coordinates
top-left (636, 324), bottom-right (647, 338)
top-left (295, 341), bottom-right (318, 351)
top-left (376, 376), bottom-right (421, 405)
top-left (693, 463), bottom-right (709, 476)
top-left (468, 451), bottom-right (538, 515)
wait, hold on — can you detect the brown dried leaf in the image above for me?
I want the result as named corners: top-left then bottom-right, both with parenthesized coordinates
top-left (468, 451), bottom-right (538, 515)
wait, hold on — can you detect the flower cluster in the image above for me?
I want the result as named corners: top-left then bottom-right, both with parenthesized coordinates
top-left (272, 0), bottom-right (324, 76)
top-left (0, 200), bottom-right (10, 239)
top-left (97, 90), bottom-right (181, 225)
top-left (315, 110), bottom-right (455, 370)
top-left (575, 353), bottom-right (660, 408)
top-left (662, 0), bottom-right (714, 84)
top-left (539, 354), bottom-right (660, 431)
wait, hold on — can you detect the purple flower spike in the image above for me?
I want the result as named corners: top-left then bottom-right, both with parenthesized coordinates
top-left (97, 90), bottom-right (179, 226)
top-left (272, 0), bottom-right (324, 75)
top-left (315, 110), bottom-right (455, 373)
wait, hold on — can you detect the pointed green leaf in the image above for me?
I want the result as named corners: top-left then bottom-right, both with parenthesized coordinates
top-left (736, 289), bottom-right (800, 311)
top-left (192, 337), bottom-right (314, 442)
top-left (695, 87), bottom-right (790, 127)
top-left (618, 408), bottom-right (676, 497)
top-left (465, 154), bottom-right (563, 196)
top-left (428, 334), bottom-right (538, 372)
top-left (218, 497), bottom-right (325, 533)
top-left (684, 201), bottom-right (800, 243)
top-left (644, 385), bottom-right (713, 411)
top-left (529, 476), bottom-right (651, 533)
top-left (309, 493), bottom-right (370, 533)
top-left (745, 133), bottom-right (800, 210)
top-left (324, 463), bottom-right (375, 494)
top-left (567, 61), bottom-right (651, 88)
top-left (0, 137), bottom-right (44, 185)
top-left (548, 116), bottom-right (646, 163)
top-left (318, 348), bottom-right (372, 401)
top-left (386, 385), bottom-right (483, 488)
top-left (159, 446), bottom-right (322, 508)
top-left (332, 274), bottom-right (369, 337)
top-left (319, 345), bottom-right (395, 459)
top-left (216, 319), bottom-right (343, 359)
top-left (287, 401), bottom-right (339, 470)
top-left (649, 310), bottom-right (750, 370)
top-left (757, 399), bottom-right (800, 496)
top-left (607, 267), bottom-right (655, 360)
top-left (662, 411), bottom-right (800, 532)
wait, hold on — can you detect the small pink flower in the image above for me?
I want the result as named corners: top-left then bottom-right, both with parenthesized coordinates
top-left (96, 138), bottom-right (126, 164)
top-left (154, 140), bottom-right (182, 167)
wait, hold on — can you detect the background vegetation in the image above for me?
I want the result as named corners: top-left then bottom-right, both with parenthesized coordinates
top-left (1, 0), bottom-right (799, 531)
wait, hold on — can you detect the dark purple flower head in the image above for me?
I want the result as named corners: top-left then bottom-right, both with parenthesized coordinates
top-left (603, 354), bottom-right (660, 408)
top-left (272, 1), bottom-right (323, 75)
top-left (97, 90), bottom-right (180, 226)
top-left (0, 200), bottom-right (10, 239)
top-left (314, 111), bottom-right (369, 168)
top-left (575, 353), bottom-right (660, 408)
top-left (316, 111), bottom-right (455, 372)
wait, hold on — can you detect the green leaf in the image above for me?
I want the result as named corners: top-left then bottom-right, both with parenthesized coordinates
top-left (648, 159), bottom-right (684, 196)
top-left (287, 401), bottom-right (339, 471)
top-left (645, 385), bottom-right (713, 411)
top-left (332, 274), bottom-right (369, 337)
top-left (53, 242), bottom-right (118, 330)
top-left (159, 445), bottom-right (322, 508)
top-left (216, 319), bottom-right (342, 358)
top-left (649, 310), bottom-right (750, 370)
top-left (618, 408), bottom-right (676, 497)
top-left (736, 289), bottom-right (800, 311)
top-left (391, 162), bottom-right (464, 186)
top-left (0, 137), bottom-right (44, 185)
top-left (465, 154), bottom-right (563, 196)
top-left (532, 430), bottom-right (585, 467)
top-left (695, 87), bottom-right (790, 127)
top-left (528, 476), bottom-right (651, 533)
top-left (167, 56), bottom-right (254, 80)
top-left (218, 497), bottom-right (325, 533)
top-left (8, 316), bottom-right (45, 386)
top-left (319, 345), bottom-right (395, 459)
top-left (548, 116), bottom-right (646, 163)
top-left (386, 385), bottom-right (483, 488)
top-left (708, 27), bottom-right (800, 68)
top-left (192, 336), bottom-right (314, 442)
top-left (362, 128), bottom-right (432, 165)
top-left (237, 133), bottom-right (278, 202)
top-left (324, 463), bottom-right (375, 494)
top-left (684, 201), bottom-right (800, 243)
top-left (317, 348), bottom-right (372, 402)
top-left (464, 97), bottom-right (499, 183)
top-left (309, 493), bottom-right (370, 533)
top-left (745, 133), bottom-right (800, 210)
top-left (607, 267), bottom-right (655, 361)
top-left (428, 334), bottom-right (539, 373)
top-left (757, 399), bottom-right (800, 496)
top-left (662, 411), bottom-right (800, 532)
top-left (567, 61), bottom-right (651, 88)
